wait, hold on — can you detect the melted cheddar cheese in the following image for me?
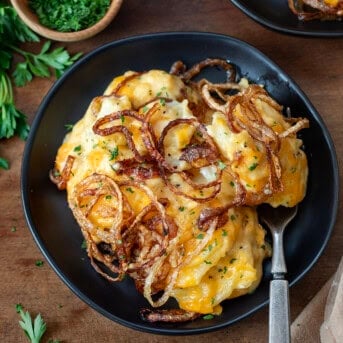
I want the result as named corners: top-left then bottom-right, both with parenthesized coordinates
top-left (53, 69), bottom-right (307, 316)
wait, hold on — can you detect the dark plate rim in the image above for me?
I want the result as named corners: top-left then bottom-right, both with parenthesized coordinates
top-left (230, 0), bottom-right (343, 37)
top-left (21, 31), bottom-right (340, 335)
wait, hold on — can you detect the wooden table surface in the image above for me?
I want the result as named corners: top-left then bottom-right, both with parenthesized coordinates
top-left (1, 1), bottom-right (342, 342)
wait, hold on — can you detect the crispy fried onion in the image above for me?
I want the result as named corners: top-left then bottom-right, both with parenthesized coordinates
top-left (143, 217), bottom-right (217, 308)
top-left (49, 155), bottom-right (75, 190)
top-left (70, 174), bottom-right (176, 284)
top-left (153, 118), bottom-right (223, 202)
top-left (111, 72), bottom-right (142, 95)
top-left (92, 109), bottom-right (145, 163)
top-left (170, 58), bottom-right (236, 84)
top-left (200, 77), bottom-right (308, 196)
top-left (288, 0), bottom-right (343, 20)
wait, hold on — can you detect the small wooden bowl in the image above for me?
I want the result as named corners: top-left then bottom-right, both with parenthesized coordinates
top-left (10, 0), bottom-right (123, 42)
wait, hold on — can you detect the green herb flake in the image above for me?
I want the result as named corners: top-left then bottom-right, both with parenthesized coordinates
top-left (196, 233), bottom-right (204, 240)
top-left (248, 162), bottom-right (258, 171)
top-left (178, 206), bottom-right (185, 212)
top-left (105, 195), bottom-right (112, 200)
top-left (120, 114), bottom-right (125, 123)
top-left (218, 160), bottom-right (226, 170)
top-left (203, 314), bottom-right (214, 320)
top-left (81, 240), bottom-right (87, 249)
top-left (53, 170), bottom-right (61, 177)
top-left (126, 187), bottom-right (134, 193)
top-left (64, 123), bottom-right (74, 131)
top-left (159, 98), bottom-right (166, 106)
top-left (109, 146), bottom-right (119, 161)
top-left (204, 260), bottom-right (212, 265)
top-left (15, 304), bottom-right (23, 313)
top-left (142, 105), bottom-right (149, 113)
top-left (230, 214), bottom-right (236, 221)
top-left (222, 229), bottom-right (228, 237)
top-left (230, 258), bottom-right (237, 264)
top-left (35, 260), bottom-right (44, 267)
top-left (73, 145), bottom-right (82, 152)
top-left (230, 181), bottom-right (235, 187)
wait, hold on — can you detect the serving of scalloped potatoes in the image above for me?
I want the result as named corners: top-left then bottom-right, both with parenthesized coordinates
top-left (50, 60), bottom-right (308, 322)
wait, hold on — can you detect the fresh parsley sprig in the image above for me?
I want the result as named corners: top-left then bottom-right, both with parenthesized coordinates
top-left (11, 41), bottom-right (82, 86)
top-left (16, 304), bottom-right (47, 343)
top-left (0, 3), bottom-right (82, 143)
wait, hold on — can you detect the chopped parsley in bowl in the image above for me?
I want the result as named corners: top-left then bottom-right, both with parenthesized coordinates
top-left (10, 0), bottom-right (123, 42)
top-left (29, 0), bottom-right (111, 32)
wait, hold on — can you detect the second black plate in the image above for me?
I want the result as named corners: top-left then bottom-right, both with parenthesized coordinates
top-left (231, 0), bottom-right (343, 37)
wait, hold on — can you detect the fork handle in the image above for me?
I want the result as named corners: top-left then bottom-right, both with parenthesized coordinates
top-left (269, 279), bottom-right (290, 343)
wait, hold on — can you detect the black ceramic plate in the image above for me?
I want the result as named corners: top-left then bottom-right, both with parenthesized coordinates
top-left (230, 0), bottom-right (343, 37)
top-left (21, 32), bottom-right (339, 335)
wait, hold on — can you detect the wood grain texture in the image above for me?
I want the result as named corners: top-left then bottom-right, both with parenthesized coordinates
top-left (1, 0), bottom-right (342, 342)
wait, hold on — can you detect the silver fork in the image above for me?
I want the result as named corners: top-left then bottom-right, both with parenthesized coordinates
top-left (259, 204), bottom-right (298, 343)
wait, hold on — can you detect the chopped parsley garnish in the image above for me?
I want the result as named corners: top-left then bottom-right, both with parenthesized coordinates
top-left (204, 260), bottom-right (212, 265)
top-left (105, 195), bottom-right (112, 200)
top-left (35, 260), bottom-right (44, 267)
top-left (81, 240), bottom-right (87, 249)
top-left (159, 98), bottom-right (166, 106)
top-left (73, 145), bottom-right (82, 152)
top-left (196, 233), bottom-right (204, 239)
top-left (178, 206), bottom-right (185, 212)
top-left (222, 229), bottom-right (228, 237)
top-left (29, 0), bottom-right (111, 32)
top-left (109, 146), bottom-right (119, 161)
top-left (64, 123), bottom-right (74, 131)
top-left (126, 187), bottom-right (134, 193)
top-left (230, 214), bottom-right (236, 221)
top-left (203, 314), bottom-right (214, 320)
top-left (120, 114), bottom-right (125, 123)
top-left (248, 162), bottom-right (258, 171)
top-left (230, 258), bottom-right (237, 264)
top-left (218, 160), bottom-right (226, 170)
